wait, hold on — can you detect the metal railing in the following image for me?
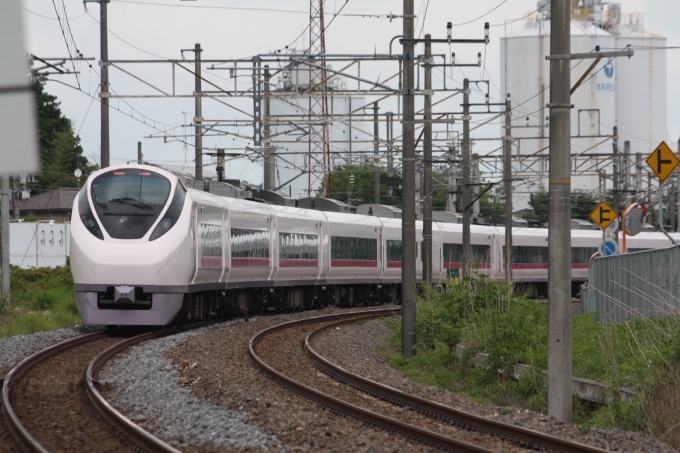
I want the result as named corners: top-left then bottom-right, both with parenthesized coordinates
top-left (582, 246), bottom-right (680, 322)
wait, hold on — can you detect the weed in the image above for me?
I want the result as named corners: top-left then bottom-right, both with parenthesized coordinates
top-left (381, 276), bottom-right (680, 447)
top-left (0, 265), bottom-right (81, 337)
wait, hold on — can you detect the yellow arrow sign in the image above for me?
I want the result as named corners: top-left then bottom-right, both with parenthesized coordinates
top-left (646, 141), bottom-right (680, 182)
top-left (589, 201), bottom-right (617, 230)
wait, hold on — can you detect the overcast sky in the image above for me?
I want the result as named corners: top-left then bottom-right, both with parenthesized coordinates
top-left (18, 0), bottom-right (680, 191)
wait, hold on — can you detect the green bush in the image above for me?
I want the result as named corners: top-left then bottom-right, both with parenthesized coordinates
top-left (0, 265), bottom-right (81, 337)
top-left (380, 276), bottom-right (680, 445)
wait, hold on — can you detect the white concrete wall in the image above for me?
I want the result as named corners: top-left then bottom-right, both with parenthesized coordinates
top-left (9, 222), bottom-right (69, 268)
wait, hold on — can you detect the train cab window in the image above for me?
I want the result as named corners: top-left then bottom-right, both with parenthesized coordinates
top-left (331, 237), bottom-right (377, 261)
top-left (386, 240), bottom-right (402, 261)
top-left (90, 169), bottom-right (171, 240)
top-left (231, 228), bottom-right (270, 258)
top-left (279, 233), bottom-right (319, 259)
top-left (443, 243), bottom-right (490, 263)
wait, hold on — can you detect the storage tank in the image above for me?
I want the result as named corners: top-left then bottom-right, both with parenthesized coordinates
top-left (501, 16), bottom-right (616, 209)
top-left (500, 2), bottom-right (666, 211)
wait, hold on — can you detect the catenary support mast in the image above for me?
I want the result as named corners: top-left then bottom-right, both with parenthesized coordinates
top-left (401, 0), bottom-right (416, 358)
top-left (423, 35), bottom-right (433, 283)
top-left (547, 0), bottom-right (573, 423)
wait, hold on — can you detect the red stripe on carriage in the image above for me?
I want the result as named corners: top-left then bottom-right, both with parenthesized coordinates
top-left (279, 259), bottom-right (319, 268)
top-left (232, 257), bottom-right (270, 267)
top-left (200, 257), bottom-right (222, 268)
top-left (443, 262), bottom-right (490, 269)
top-left (386, 261), bottom-right (401, 268)
top-left (331, 259), bottom-right (378, 268)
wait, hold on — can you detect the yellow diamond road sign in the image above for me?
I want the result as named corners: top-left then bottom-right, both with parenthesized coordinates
top-left (646, 141), bottom-right (680, 182)
top-left (589, 201), bottom-right (617, 230)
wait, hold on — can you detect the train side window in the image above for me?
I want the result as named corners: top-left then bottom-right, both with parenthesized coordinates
top-left (443, 243), bottom-right (490, 263)
top-left (279, 233), bottom-right (319, 259)
top-left (386, 240), bottom-right (402, 261)
top-left (231, 228), bottom-right (270, 258)
top-left (331, 237), bottom-right (377, 260)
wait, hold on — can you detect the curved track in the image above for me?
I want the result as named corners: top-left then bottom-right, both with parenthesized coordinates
top-left (251, 310), bottom-right (610, 453)
top-left (2, 321), bottom-right (219, 453)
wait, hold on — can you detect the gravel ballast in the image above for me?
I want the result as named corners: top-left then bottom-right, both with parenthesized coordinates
top-left (312, 318), bottom-right (680, 453)
top-left (99, 321), bottom-right (275, 451)
top-left (0, 324), bottom-right (104, 376)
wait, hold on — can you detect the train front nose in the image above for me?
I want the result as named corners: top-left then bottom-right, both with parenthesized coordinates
top-left (72, 167), bottom-right (188, 325)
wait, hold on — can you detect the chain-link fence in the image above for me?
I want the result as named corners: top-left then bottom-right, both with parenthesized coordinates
top-left (582, 246), bottom-right (680, 322)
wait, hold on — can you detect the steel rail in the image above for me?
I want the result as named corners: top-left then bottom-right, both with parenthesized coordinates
top-left (305, 318), bottom-right (610, 453)
top-left (249, 309), bottom-right (495, 453)
top-left (1, 331), bottom-right (107, 453)
top-left (2, 319), bottom-right (223, 453)
top-left (85, 319), bottom-right (226, 453)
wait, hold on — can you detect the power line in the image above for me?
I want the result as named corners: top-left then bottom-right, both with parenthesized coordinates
top-left (85, 11), bottom-right (170, 59)
top-left (21, 6), bottom-right (87, 20)
top-left (450, 0), bottom-right (508, 26)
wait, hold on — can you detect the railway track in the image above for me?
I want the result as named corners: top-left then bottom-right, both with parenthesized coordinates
top-left (250, 309), bottom-right (610, 453)
top-left (1, 321), bottom-right (219, 453)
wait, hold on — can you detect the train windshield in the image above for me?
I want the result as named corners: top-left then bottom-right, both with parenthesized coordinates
top-left (91, 169), bottom-right (172, 239)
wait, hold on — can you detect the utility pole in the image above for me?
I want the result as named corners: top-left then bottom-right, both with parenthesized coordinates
top-left (547, 0), bottom-right (572, 423)
top-left (422, 35), bottom-right (433, 283)
top-left (447, 143), bottom-right (457, 212)
top-left (635, 153), bottom-right (642, 193)
top-left (612, 126), bottom-right (619, 209)
top-left (373, 102), bottom-right (380, 204)
top-left (264, 65), bottom-right (274, 191)
top-left (194, 43), bottom-right (203, 180)
top-left (624, 140), bottom-right (631, 207)
top-left (216, 149), bottom-right (225, 182)
top-left (13, 177), bottom-right (20, 220)
top-left (1, 175), bottom-right (9, 303)
top-left (386, 112), bottom-right (394, 177)
top-left (100, 0), bottom-right (110, 168)
top-left (462, 78), bottom-right (471, 278)
top-left (401, 0), bottom-right (416, 358)
top-left (472, 154), bottom-right (480, 220)
top-left (137, 141), bottom-right (143, 164)
top-left (504, 95), bottom-right (513, 285)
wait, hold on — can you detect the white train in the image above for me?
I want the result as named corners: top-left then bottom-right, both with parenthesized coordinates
top-left (70, 165), bottom-right (680, 325)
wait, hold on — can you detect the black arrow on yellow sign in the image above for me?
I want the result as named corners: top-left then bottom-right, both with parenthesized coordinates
top-left (589, 201), bottom-right (617, 230)
top-left (646, 141), bottom-right (680, 182)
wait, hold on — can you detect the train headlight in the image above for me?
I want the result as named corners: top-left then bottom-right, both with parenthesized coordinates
top-left (149, 182), bottom-right (185, 241)
top-left (149, 217), bottom-right (176, 241)
top-left (78, 189), bottom-right (104, 240)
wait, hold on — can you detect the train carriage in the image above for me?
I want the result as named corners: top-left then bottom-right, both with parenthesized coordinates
top-left (71, 164), bottom-right (680, 325)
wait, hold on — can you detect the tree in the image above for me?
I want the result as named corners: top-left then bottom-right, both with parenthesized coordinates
top-left (30, 78), bottom-right (97, 191)
top-left (321, 163), bottom-right (403, 207)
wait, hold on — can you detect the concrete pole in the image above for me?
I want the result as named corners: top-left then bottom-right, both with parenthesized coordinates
top-left (373, 102), bottom-right (380, 204)
top-left (547, 0), bottom-right (573, 423)
top-left (612, 126), bottom-right (619, 209)
top-left (472, 154), bottom-right (480, 220)
top-left (194, 43), bottom-right (203, 180)
top-left (386, 112), bottom-right (394, 177)
top-left (401, 0), bottom-right (416, 358)
top-left (447, 143), bottom-right (457, 212)
top-left (216, 149), bottom-right (225, 182)
top-left (264, 65), bottom-right (275, 191)
top-left (1, 175), bottom-right (9, 303)
top-left (624, 140), bottom-right (632, 207)
top-left (504, 96), bottom-right (513, 285)
top-left (462, 78), bottom-right (471, 278)
top-left (422, 36), bottom-right (433, 283)
top-left (12, 177), bottom-right (20, 220)
top-left (100, 0), bottom-right (110, 168)
top-left (137, 142), bottom-right (143, 164)
top-left (635, 152), bottom-right (642, 192)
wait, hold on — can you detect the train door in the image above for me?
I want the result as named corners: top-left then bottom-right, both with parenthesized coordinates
top-left (193, 204), bottom-right (224, 285)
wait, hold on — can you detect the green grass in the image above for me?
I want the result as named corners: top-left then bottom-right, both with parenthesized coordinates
top-left (380, 277), bottom-right (680, 446)
top-left (0, 265), bottom-right (81, 337)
